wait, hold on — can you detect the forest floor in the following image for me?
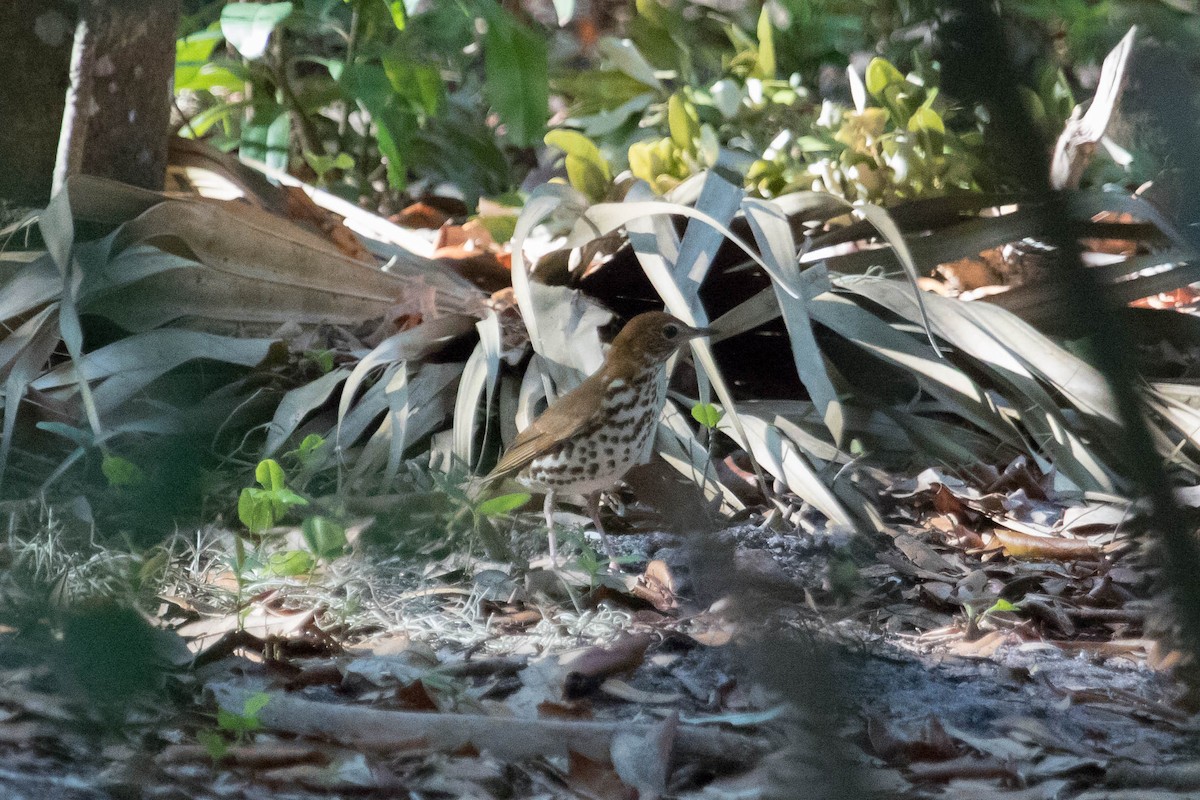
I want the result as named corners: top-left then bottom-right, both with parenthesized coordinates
top-left (1, 465), bottom-right (1198, 800)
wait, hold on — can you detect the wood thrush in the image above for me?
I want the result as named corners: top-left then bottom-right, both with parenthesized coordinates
top-left (486, 311), bottom-right (713, 562)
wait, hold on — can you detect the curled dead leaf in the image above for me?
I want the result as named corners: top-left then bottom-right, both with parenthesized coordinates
top-left (992, 528), bottom-right (1099, 561)
top-left (631, 560), bottom-right (679, 613)
top-left (563, 633), bottom-right (654, 699)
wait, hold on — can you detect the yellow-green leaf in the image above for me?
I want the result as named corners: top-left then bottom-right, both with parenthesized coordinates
top-left (238, 488), bottom-right (275, 533)
top-left (754, 5), bottom-right (776, 79)
top-left (477, 492), bottom-right (532, 517)
top-left (865, 58), bottom-right (905, 100)
top-left (691, 402), bottom-right (724, 429)
top-left (545, 130), bottom-right (611, 200)
top-left (667, 94), bottom-right (699, 153)
top-left (907, 106), bottom-right (945, 155)
top-left (255, 458), bottom-right (285, 491)
top-left (544, 130), bottom-right (609, 176)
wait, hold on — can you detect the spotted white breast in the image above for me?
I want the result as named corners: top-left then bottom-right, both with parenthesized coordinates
top-left (521, 367), bottom-right (667, 496)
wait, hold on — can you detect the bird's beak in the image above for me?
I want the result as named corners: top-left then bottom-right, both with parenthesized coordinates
top-left (684, 324), bottom-right (717, 340)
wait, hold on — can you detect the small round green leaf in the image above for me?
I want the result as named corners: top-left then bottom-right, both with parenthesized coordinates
top-left (101, 455), bottom-right (144, 488)
top-left (691, 402), bottom-right (724, 429)
top-left (301, 516), bottom-right (348, 560)
top-left (865, 58), bottom-right (905, 100)
top-left (255, 459), bottom-right (286, 491)
top-left (266, 549), bottom-right (316, 577)
top-left (238, 488), bottom-right (276, 533)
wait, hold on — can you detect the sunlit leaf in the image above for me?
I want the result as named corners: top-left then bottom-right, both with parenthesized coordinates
top-left (220, 1), bottom-right (293, 59)
top-left (754, 5), bottom-right (776, 79)
top-left (864, 57), bottom-right (904, 100)
top-left (596, 37), bottom-right (664, 91)
top-left (256, 458), bottom-right (286, 491)
top-left (477, 492), bottom-right (532, 517)
top-left (691, 402), bottom-right (723, 429)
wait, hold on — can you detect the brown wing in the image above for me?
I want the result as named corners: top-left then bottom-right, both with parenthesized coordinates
top-left (485, 373), bottom-right (605, 480)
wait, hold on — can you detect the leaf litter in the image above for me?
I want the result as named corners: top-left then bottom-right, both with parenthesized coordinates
top-left (4, 443), bottom-right (1199, 800)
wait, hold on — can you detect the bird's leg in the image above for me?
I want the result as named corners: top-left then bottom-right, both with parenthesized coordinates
top-left (586, 491), bottom-right (618, 568)
top-left (543, 490), bottom-right (558, 565)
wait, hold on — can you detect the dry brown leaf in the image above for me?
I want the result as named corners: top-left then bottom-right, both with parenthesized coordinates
top-left (563, 633), bottom-right (654, 699)
top-left (892, 533), bottom-right (958, 574)
top-left (866, 715), bottom-right (960, 763)
top-left (948, 629), bottom-right (1011, 658)
top-left (282, 185), bottom-right (374, 260)
top-left (631, 560), bottom-right (679, 613)
top-left (935, 256), bottom-right (1002, 292)
top-left (611, 713), bottom-right (676, 799)
top-left (992, 528), bottom-right (1099, 561)
top-left (391, 201), bottom-right (450, 230)
top-left (567, 751), bottom-right (636, 800)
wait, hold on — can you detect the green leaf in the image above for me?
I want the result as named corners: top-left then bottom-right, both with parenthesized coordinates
top-left (220, 2), bottom-right (294, 59)
top-left (101, 455), bottom-right (144, 488)
top-left (754, 5), bottom-right (776, 79)
top-left (387, 0), bottom-right (407, 30)
top-left (256, 459), bottom-right (286, 491)
top-left (265, 549), bottom-right (316, 576)
top-left (864, 57), bottom-right (905, 100)
top-left (179, 63), bottom-right (246, 93)
top-left (175, 26), bottom-right (224, 90)
top-left (301, 516), bottom-right (348, 559)
top-left (382, 56), bottom-right (444, 116)
top-left (986, 598), bottom-right (1018, 614)
top-left (341, 63), bottom-right (412, 188)
top-left (552, 69), bottom-right (656, 115)
top-left (477, 492), bottom-right (532, 517)
top-left (238, 487), bottom-right (276, 533)
top-left (667, 93), bottom-right (699, 152)
top-left (196, 729), bottom-right (229, 762)
top-left (484, 9), bottom-right (548, 147)
top-left (243, 692), bottom-right (271, 718)
top-left (596, 37), bottom-right (663, 91)
top-left (241, 106), bottom-right (290, 170)
top-left (907, 106), bottom-right (945, 155)
top-left (217, 709), bottom-right (251, 733)
top-left (545, 130), bottom-right (611, 201)
top-left (297, 433), bottom-right (326, 463)
top-left (691, 402), bottom-right (724, 429)
top-left (217, 692), bottom-right (270, 734)
top-left (302, 155), bottom-right (352, 182)
top-left (271, 488), bottom-right (309, 508)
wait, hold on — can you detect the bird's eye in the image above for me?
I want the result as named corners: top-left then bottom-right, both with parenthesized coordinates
top-left (662, 323), bottom-right (679, 339)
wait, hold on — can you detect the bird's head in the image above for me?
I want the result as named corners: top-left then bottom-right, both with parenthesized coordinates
top-left (606, 311), bottom-right (714, 370)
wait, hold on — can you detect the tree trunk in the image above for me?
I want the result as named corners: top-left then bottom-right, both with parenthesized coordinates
top-left (54, 0), bottom-right (182, 194)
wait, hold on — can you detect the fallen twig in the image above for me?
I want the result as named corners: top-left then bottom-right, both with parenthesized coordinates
top-left (208, 680), bottom-right (769, 765)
